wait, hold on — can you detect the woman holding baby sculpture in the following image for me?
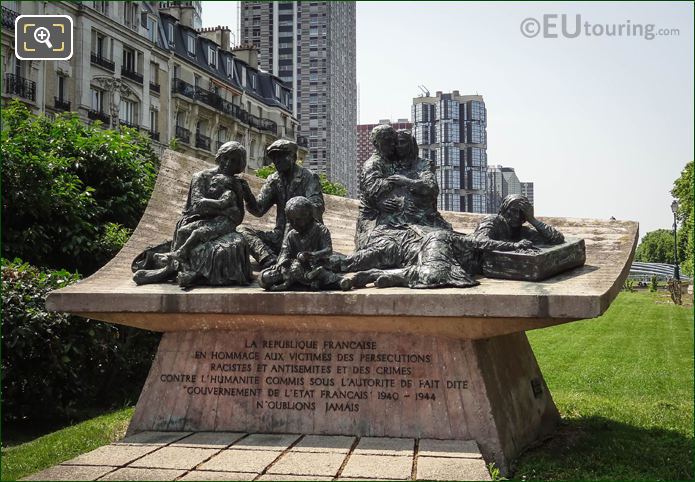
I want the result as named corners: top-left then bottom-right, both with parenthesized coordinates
top-left (131, 142), bottom-right (252, 288)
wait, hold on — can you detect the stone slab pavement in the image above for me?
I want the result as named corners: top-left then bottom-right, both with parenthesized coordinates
top-left (22, 432), bottom-right (492, 481)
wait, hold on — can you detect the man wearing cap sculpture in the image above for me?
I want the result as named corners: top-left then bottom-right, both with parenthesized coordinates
top-left (239, 139), bottom-right (325, 268)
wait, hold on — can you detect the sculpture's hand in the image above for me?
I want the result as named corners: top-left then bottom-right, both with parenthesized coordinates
top-left (381, 198), bottom-right (403, 213)
top-left (386, 174), bottom-right (413, 186)
top-left (515, 239), bottom-right (535, 250)
top-left (520, 200), bottom-right (536, 223)
top-left (297, 251), bottom-right (314, 264)
top-left (238, 178), bottom-right (254, 200)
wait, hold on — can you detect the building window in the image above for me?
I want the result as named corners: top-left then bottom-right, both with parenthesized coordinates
top-left (217, 126), bottom-right (228, 144)
top-left (91, 87), bottom-right (104, 112)
top-left (150, 62), bottom-right (159, 84)
top-left (150, 109), bottom-right (158, 133)
top-left (123, 2), bottom-right (138, 29)
top-left (226, 57), bottom-right (234, 78)
top-left (186, 35), bottom-right (196, 55)
top-left (147, 17), bottom-right (157, 43)
top-left (57, 75), bottom-right (66, 101)
top-left (173, 63), bottom-right (180, 80)
top-left (167, 23), bottom-right (175, 46)
top-left (92, 30), bottom-right (109, 58)
top-left (241, 66), bottom-right (247, 87)
top-left (207, 46), bottom-right (217, 67)
top-left (250, 73), bottom-right (256, 89)
top-left (93, 1), bottom-right (108, 14)
top-left (122, 47), bottom-right (137, 72)
top-left (119, 98), bottom-right (138, 125)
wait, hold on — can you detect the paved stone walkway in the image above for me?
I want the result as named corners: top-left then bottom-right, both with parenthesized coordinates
top-left (24, 432), bottom-right (491, 481)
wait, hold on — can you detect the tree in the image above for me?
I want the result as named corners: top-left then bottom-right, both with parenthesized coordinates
top-left (635, 229), bottom-right (676, 264)
top-left (671, 161), bottom-right (693, 276)
top-left (1, 101), bottom-right (158, 275)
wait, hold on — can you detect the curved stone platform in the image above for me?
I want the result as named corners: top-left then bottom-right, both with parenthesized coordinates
top-left (46, 150), bottom-right (639, 475)
top-left (46, 150), bottom-right (638, 337)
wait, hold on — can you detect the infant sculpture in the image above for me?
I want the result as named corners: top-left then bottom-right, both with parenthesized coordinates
top-left (132, 128), bottom-right (584, 290)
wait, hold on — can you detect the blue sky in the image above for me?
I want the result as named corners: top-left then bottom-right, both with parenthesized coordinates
top-left (202, 1), bottom-right (694, 236)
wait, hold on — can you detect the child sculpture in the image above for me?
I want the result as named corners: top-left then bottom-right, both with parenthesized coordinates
top-left (259, 196), bottom-right (352, 291)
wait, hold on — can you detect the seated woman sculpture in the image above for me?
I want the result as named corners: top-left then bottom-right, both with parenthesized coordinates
top-left (259, 196), bottom-right (351, 291)
top-left (350, 194), bottom-right (565, 289)
top-left (335, 129), bottom-right (450, 273)
top-left (131, 142), bottom-right (252, 288)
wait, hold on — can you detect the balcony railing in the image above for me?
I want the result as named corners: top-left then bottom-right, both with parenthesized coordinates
top-left (121, 66), bottom-right (143, 84)
top-left (90, 53), bottom-right (115, 72)
top-left (87, 109), bottom-right (110, 125)
top-left (297, 136), bottom-right (309, 148)
top-left (2, 5), bottom-right (18, 30)
top-left (261, 118), bottom-right (277, 134)
top-left (149, 82), bottom-right (160, 94)
top-left (176, 125), bottom-right (191, 144)
top-left (172, 77), bottom-right (196, 99)
top-left (149, 130), bottom-right (160, 142)
top-left (221, 100), bottom-right (249, 124)
top-left (54, 97), bottom-right (71, 111)
top-left (119, 119), bottom-right (139, 130)
top-left (195, 133), bottom-right (211, 151)
top-left (5, 74), bottom-right (36, 101)
top-left (172, 78), bottom-right (282, 133)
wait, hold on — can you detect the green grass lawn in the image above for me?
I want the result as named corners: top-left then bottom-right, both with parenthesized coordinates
top-left (516, 290), bottom-right (694, 480)
top-left (1, 291), bottom-right (692, 481)
top-left (0, 407), bottom-right (133, 481)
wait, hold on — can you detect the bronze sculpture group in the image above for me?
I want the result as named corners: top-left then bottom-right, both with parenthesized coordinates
top-left (133, 125), bottom-right (573, 291)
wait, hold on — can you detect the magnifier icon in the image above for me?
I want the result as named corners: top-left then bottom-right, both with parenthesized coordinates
top-left (33, 27), bottom-right (53, 49)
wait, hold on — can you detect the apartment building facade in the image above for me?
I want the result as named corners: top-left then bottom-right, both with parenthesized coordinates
top-left (1, 1), bottom-right (300, 169)
top-left (412, 91), bottom-right (488, 213)
top-left (240, 1), bottom-right (357, 195)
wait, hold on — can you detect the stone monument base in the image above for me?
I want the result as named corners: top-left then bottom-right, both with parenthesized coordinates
top-left (127, 327), bottom-right (559, 474)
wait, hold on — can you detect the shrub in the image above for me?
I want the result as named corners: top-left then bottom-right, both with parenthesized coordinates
top-left (649, 275), bottom-right (659, 292)
top-left (1, 259), bottom-right (160, 423)
top-left (1, 101), bottom-right (158, 275)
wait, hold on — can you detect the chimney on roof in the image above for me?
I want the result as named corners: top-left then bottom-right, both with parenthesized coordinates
top-left (198, 25), bottom-right (232, 52)
top-left (158, 2), bottom-right (196, 29)
top-left (232, 44), bottom-right (259, 69)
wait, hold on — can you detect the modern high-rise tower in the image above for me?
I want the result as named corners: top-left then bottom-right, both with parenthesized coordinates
top-left (240, 1), bottom-right (357, 196)
top-left (412, 91), bottom-right (488, 213)
top-left (486, 166), bottom-right (535, 213)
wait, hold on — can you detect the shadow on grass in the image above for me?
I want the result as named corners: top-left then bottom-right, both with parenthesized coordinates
top-left (513, 416), bottom-right (693, 481)
top-left (2, 405), bottom-right (132, 448)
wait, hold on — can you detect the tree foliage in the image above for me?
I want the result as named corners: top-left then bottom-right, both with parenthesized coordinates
top-left (1, 101), bottom-right (158, 275)
top-left (671, 161), bottom-right (693, 276)
top-left (1, 259), bottom-right (160, 422)
top-left (635, 229), bottom-right (676, 264)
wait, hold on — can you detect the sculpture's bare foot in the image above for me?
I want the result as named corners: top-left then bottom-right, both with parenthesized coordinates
top-left (306, 267), bottom-right (322, 280)
top-left (351, 271), bottom-right (375, 288)
top-left (177, 270), bottom-right (198, 288)
top-left (374, 275), bottom-right (403, 288)
top-left (132, 260), bottom-right (177, 285)
top-left (339, 277), bottom-right (352, 291)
